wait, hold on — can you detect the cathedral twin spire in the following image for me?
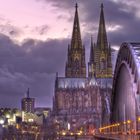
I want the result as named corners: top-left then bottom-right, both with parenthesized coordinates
top-left (65, 3), bottom-right (112, 78)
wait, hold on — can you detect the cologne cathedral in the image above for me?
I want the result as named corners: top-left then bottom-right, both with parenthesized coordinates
top-left (53, 3), bottom-right (112, 129)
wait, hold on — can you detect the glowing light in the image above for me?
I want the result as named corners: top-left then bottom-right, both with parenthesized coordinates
top-left (16, 124), bottom-right (20, 129)
top-left (22, 111), bottom-right (25, 122)
top-left (77, 132), bottom-right (81, 136)
top-left (28, 119), bottom-right (34, 122)
top-left (6, 114), bottom-right (10, 119)
top-left (123, 121), bottom-right (126, 124)
top-left (62, 132), bottom-right (66, 136)
top-left (117, 123), bottom-right (120, 126)
top-left (0, 119), bottom-right (4, 125)
top-left (70, 132), bottom-right (74, 135)
top-left (79, 130), bottom-right (83, 134)
top-left (68, 123), bottom-right (70, 130)
top-left (127, 120), bottom-right (131, 124)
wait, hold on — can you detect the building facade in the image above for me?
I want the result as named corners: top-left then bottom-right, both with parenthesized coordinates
top-left (21, 88), bottom-right (35, 113)
top-left (53, 3), bottom-right (113, 129)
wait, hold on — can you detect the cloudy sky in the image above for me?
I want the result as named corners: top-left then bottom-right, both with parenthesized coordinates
top-left (0, 0), bottom-right (139, 108)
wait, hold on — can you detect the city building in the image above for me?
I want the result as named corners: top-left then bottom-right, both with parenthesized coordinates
top-left (52, 3), bottom-right (113, 131)
top-left (21, 88), bottom-right (35, 113)
top-left (0, 108), bottom-right (22, 126)
top-left (35, 107), bottom-right (51, 119)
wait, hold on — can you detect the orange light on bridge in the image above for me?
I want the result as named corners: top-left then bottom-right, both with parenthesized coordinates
top-left (123, 121), bottom-right (126, 124)
top-left (70, 132), bottom-right (74, 136)
top-left (138, 117), bottom-right (140, 122)
top-left (77, 132), bottom-right (81, 136)
top-left (117, 123), bottom-right (120, 126)
top-left (115, 124), bottom-right (118, 127)
top-left (62, 132), bottom-right (66, 136)
top-left (127, 120), bottom-right (131, 124)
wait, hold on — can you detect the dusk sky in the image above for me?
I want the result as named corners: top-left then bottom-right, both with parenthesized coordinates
top-left (0, 0), bottom-right (140, 108)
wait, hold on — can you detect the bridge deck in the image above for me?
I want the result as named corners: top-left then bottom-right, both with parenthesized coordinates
top-left (59, 134), bottom-right (140, 140)
top-left (94, 135), bottom-right (119, 140)
top-left (59, 135), bottom-right (119, 140)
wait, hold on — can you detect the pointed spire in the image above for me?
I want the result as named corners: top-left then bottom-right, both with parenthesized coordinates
top-left (101, 3), bottom-right (104, 9)
top-left (89, 36), bottom-right (94, 62)
top-left (97, 3), bottom-right (108, 50)
top-left (27, 88), bottom-right (30, 98)
top-left (75, 3), bottom-right (78, 9)
top-left (71, 3), bottom-right (82, 49)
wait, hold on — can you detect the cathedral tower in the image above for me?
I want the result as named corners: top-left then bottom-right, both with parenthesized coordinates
top-left (65, 3), bottom-right (86, 78)
top-left (89, 3), bottom-right (112, 78)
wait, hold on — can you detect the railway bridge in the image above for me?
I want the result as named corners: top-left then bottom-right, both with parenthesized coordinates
top-left (111, 42), bottom-right (140, 123)
top-left (98, 42), bottom-right (140, 140)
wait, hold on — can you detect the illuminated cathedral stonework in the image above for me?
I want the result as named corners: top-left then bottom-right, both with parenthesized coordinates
top-left (53, 3), bottom-right (112, 129)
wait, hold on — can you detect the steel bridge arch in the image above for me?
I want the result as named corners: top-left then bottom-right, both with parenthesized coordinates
top-left (111, 42), bottom-right (140, 123)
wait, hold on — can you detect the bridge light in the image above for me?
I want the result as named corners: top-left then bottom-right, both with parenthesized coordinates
top-left (117, 123), bottom-right (120, 126)
top-left (62, 132), bottom-right (66, 136)
top-left (114, 124), bottom-right (118, 127)
top-left (77, 132), bottom-right (81, 136)
top-left (79, 130), bottom-right (83, 134)
top-left (127, 120), bottom-right (131, 124)
top-left (123, 121), bottom-right (126, 124)
top-left (70, 132), bottom-right (74, 136)
top-left (138, 117), bottom-right (140, 121)
top-left (113, 124), bottom-right (116, 127)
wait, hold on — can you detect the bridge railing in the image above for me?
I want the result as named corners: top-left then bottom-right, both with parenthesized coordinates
top-left (98, 117), bottom-right (140, 136)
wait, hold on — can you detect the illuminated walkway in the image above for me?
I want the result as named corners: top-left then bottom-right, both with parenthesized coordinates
top-left (59, 134), bottom-right (140, 140)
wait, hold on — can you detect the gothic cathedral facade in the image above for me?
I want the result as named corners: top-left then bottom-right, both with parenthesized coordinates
top-left (53, 3), bottom-right (113, 129)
